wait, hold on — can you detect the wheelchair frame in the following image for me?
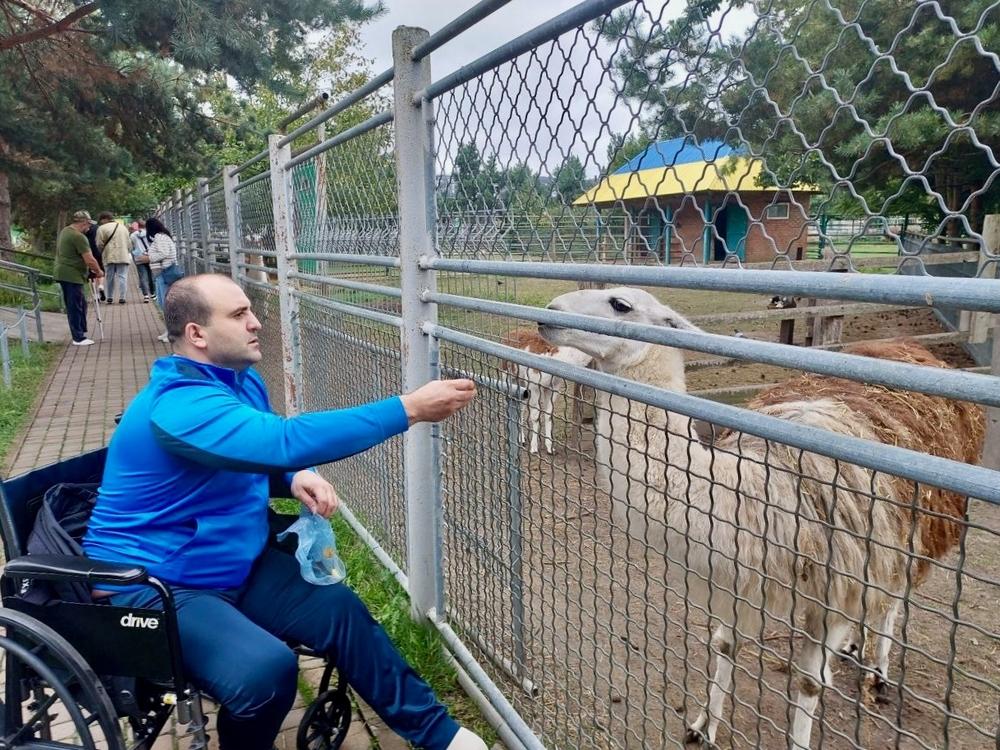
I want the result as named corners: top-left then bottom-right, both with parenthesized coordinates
top-left (0, 447), bottom-right (353, 750)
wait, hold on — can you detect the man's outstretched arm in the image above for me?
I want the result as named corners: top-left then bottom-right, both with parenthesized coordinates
top-left (150, 378), bottom-right (475, 473)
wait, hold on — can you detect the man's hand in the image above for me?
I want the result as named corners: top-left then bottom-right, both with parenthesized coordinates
top-left (400, 379), bottom-right (476, 425)
top-left (290, 470), bottom-right (340, 518)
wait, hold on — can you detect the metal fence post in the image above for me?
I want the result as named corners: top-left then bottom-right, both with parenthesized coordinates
top-left (184, 188), bottom-right (196, 273)
top-left (223, 166), bottom-right (242, 284)
top-left (393, 26), bottom-right (443, 622)
top-left (197, 177), bottom-right (211, 274)
top-left (979, 214), bottom-right (1000, 469)
top-left (17, 308), bottom-right (28, 358)
top-left (172, 189), bottom-right (185, 268)
top-left (28, 271), bottom-right (42, 343)
top-left (268, 134), bottom-right (303, 415)
top-left (0, 333), bottom-right (10, 388)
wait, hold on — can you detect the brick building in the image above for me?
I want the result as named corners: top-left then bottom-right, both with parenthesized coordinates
top-left (576, 138), bottom-right (818, 264)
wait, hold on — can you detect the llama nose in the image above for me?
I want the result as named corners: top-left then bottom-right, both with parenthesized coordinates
top-left (521, 388), bottom-right (530, 400)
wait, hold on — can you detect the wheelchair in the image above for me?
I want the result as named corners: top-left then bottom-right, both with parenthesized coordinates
top-left (0, 447), bottom-right (353, 750)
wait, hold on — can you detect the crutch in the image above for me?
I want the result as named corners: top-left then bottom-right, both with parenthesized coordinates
top-left (89, 277), bottom-right (105, 340)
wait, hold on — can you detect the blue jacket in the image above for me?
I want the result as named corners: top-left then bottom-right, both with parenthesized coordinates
top-left (82, 356), bottom-right (409, 588)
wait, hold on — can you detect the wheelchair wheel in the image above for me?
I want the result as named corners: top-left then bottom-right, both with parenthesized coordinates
top-left (0, 607), bottom-right (124, 749)
top-left (296, 676), bottom-right (352, 750)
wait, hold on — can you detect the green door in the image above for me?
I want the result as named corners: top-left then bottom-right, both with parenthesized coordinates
top-left (292, 162), bottom-right (318, 273)
top-left (725, 204), bottom-right (748, 260)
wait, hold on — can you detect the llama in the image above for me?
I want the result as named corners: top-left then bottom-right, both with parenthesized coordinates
top-left (500, 328), bottom-right (591, 454)
top-left (538, 286), bottom-right (983, 749)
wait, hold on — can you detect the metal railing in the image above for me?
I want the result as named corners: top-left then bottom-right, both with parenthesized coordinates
top-left (159, 2), bottom-right (1000, 748)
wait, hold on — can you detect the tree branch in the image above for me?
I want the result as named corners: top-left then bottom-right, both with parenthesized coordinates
top-left (0, 1), bottom-right (97, 51)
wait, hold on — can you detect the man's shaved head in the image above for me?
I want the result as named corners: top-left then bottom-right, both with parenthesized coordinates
top-left (164, 274), bottom-right (239, 343)
top-left (164, 274), bottom-right (262, 370)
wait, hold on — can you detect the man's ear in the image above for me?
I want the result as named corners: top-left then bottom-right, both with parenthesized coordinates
top-left (186, 322), bottom-right (208, 349)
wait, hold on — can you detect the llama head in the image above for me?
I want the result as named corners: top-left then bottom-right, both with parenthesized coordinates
top-left (539, 287), bottom-right (697, 371)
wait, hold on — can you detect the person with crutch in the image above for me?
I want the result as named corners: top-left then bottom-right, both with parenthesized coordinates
top-left (54, 210), bottom-right (104, 346)
top-left (88, 271), bottom-right (105, 341)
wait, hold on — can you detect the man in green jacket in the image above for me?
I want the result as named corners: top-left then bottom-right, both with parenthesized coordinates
top-left (54, 210), bottom-right (104, 346)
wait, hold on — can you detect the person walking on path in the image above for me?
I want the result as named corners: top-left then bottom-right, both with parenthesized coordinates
top-left (83, 218), bottom-right (106, 302)
top-left (137, 217), bottom-right (182, 342)
top-left (96, 212), bottom-right (133, 304)
top-left (54, 210), bottom-right (104, 346)
top-left (130, 219), bottom-right (154, 302)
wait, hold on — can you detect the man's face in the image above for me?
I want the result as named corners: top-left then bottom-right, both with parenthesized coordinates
top-left (198, 280), bottom-right (263, 370)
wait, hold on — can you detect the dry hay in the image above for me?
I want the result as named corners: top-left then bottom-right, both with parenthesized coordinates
top-left (747, 338), bottom-right (984, 581)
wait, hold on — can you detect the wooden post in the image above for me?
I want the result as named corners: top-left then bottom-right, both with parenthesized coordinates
top-left (808, 268), bottom-right (847, 346)
top-left (979, 214), bottom-right (1000, 469)
top-left (779, 318), bottom-right (795, 345)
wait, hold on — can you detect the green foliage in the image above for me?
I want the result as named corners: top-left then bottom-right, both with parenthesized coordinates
top-left (96, 0), bottom-right (382, 91)
top-left (598, 0), bottom-right (999, 231)
top-left (551, 155), bottom-right (588, 204)
top-left (0, 0), bottom-right (382, 248)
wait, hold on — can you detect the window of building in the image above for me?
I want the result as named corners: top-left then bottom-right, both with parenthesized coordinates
top-left (766, 203), bottom-right (789, 220)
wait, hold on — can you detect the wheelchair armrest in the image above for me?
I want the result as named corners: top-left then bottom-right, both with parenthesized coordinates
top-left (4, 554), bottom-right (148, 586)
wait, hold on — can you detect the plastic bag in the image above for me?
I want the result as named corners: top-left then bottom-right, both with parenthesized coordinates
top-left (276, 509), bottom-right (347, 586)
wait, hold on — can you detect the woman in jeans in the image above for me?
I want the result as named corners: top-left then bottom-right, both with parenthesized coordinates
top-left (141, 217), bottom-right (182, 342)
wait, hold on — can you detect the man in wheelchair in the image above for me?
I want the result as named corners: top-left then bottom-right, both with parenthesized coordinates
top-left (75, 273), bottom-right (485, 750)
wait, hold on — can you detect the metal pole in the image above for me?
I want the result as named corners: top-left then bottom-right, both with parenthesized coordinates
top-left (184, 188), bottom-right (197, 274)
top-left (197, 178), bottom-right (211, 274)
top-left (411, 0), bottom-right (515, 61)
top-left (315, 122), bottom-right (328, 277)
top-left (980, 214), bottom-right (1000, 469)
top-left (504, 394), bottom-right (527, 683)
top-left (29, 272), bottom-right (42, 342)
top-left (17, 308), bottom-right (28, 358)
top-left (172, 189), bottom-right (185, 269)
top-left (393, 26), bottom-right (442, 622)
top-left (276, 92), bottom-right (330, 132)
top-left (223, 166), bottom-right (242, 284)
top-left (0, 333), bottom-right (11, 388)
top-left (268, 134), bottom-right (303, 415)
top-left (278, 68), bottom-right (394, 149)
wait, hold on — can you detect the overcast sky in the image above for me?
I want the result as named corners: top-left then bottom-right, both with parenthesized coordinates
top-left (356, 1), bottom-right (755, 177)
top-left (357, 1), bottom-right (646, 177)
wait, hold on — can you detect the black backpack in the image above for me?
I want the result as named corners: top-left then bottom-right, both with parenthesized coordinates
top-left (24, 482), bottom-right (99, 604)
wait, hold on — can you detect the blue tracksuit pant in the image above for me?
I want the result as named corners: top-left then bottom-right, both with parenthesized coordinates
top-left (111, 547), bottom-right (459, 750)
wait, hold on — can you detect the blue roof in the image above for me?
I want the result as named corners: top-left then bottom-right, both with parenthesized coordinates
top-left (613, 137), bottom-right (746, 174)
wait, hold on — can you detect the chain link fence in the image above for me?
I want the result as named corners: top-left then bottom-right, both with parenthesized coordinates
top-left (161, 2), bottom-right (1000, 748)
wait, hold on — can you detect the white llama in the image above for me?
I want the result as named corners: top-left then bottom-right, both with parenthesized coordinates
top-left (500, 328), bottom-right (591, 454)
top-left (538, 286), bottom-right (982, 749)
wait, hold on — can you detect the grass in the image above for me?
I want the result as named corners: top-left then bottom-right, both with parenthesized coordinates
top-left (0, 343), bottom-right (61, 465)
top-left (0, 271), bottom-right (62, 313)
top-left (271, 498), bottom-right (496, 745)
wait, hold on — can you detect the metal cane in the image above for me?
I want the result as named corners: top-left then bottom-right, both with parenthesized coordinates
top-left (89, 278), bottom-right (105, 341)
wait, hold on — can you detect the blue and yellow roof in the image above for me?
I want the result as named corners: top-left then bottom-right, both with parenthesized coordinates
top-left (575, 137), bottom-right (816, 205)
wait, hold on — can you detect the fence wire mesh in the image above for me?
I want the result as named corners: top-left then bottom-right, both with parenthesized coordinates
top-left (298, 297), bottom-right (408, 571)
top-left (164, 1), bottom-right (1000, 748)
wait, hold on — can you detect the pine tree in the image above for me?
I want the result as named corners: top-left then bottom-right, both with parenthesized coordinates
top-left (0, 0), bottom-right (381, 251)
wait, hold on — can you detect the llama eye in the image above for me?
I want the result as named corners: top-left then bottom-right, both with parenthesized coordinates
top-left (610, 298), bottom-right (632, 314)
